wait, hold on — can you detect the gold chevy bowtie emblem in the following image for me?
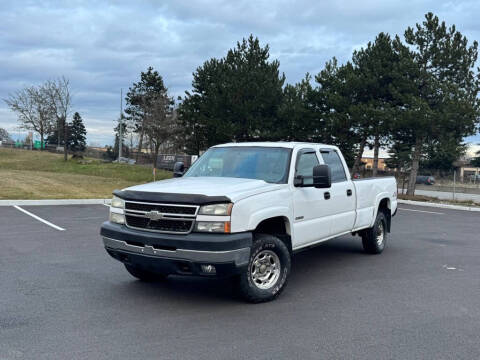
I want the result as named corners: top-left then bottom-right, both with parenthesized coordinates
top-left (145, 210), bottom-right (164, 221)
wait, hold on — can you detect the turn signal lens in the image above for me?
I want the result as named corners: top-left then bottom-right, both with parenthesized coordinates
top-left (195, 221), bottom-right (231, 233)
top-left (224, 221), bottom-right (231, 233)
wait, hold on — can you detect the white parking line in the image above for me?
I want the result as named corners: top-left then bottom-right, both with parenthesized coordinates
top-left (398, 207), bottom-right (444, 215)
top-left (13, 205), bottom-right (66, 231)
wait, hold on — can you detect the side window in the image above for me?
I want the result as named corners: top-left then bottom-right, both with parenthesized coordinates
top-left (295, 150), bottom-right (319, 185)
top-left (321, 150), bottom-right (347, 183)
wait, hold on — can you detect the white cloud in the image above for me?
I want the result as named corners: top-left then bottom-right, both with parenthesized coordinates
top-left (0, 0), bottom-right (479, 144)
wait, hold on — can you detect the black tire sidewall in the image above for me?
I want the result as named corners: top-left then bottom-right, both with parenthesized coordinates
top-left (375, 212), bottom-right (387, 252)
top-left (362, 211), bottom-right (387, 254)
top-left (239, 234), bottom-right (291, 302)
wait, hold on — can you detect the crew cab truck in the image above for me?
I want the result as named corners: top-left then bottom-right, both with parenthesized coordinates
top-left (101, 142), bottom-right (397, 302)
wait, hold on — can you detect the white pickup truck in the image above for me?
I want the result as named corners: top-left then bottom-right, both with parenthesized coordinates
top-left (101, 142), bottom-right (397, 302)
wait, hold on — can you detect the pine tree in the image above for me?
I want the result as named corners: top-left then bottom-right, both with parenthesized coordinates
top-left (399, 13), bottom-right (480, 195)
top-left (68, 112), bottom-right (87, 155)
top-left (471, 150), bottom-right (480, 167)
top-left (277, 74), bottom-right (314, 142)
top-left (309, 58), bottom-right (363, 167)
top-left (179, 35), bottom-right (285, 153)
top-left (125, 67), bottom-right (168, 161)
top-left (351, 33), bottom-right (399, 175)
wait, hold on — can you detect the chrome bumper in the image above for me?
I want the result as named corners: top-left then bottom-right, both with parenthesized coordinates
top-left (102, 236), bottom-right (250, 266)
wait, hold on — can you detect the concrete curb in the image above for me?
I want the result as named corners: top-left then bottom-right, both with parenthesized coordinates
top-left (398, 199), bottom-right (480, 212)
top-left (0, 199), bottom-right (111, 206)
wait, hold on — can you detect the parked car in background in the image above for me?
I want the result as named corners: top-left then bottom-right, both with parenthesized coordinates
top-left (469, 174), bottom-right (480, 182)
top-left (416, 175), bottom-right (435, 185)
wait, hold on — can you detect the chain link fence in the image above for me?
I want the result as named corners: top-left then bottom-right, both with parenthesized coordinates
top-left (357, 167), bottom-right (480, 204)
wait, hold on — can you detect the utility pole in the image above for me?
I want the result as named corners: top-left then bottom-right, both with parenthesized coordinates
top-left (57, 119), bottom-right (60, 149)
top-left (118, 88), bottom-right (123, 161)
top-left (453, 170), bottom-right (456, 201)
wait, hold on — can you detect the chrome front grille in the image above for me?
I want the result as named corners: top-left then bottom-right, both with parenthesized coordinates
top-left (125, 202), bottom-right (197, 215)
top-left (124, 201), bottom-right (198, 234)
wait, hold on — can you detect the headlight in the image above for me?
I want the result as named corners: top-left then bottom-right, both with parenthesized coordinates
top-left (198, 203), bottom-right (232, 216)
top-left (109, 212), bottom-right (125, 224)
top-left (111, 196), bottom-right (124, 208)
top-left (195, 221), bottom-right (231, 233)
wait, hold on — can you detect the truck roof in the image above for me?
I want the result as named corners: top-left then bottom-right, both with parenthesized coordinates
top-left (213, 142), bottom-right (337, 150)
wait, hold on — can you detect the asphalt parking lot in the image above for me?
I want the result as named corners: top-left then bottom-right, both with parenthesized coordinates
top-left (1, 204), bottom-right (479, 360)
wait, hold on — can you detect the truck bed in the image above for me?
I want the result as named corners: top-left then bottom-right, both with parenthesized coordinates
top-left (352, 177), bottom-right (397, 230)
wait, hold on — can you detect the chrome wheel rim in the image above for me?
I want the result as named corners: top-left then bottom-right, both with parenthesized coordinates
top-left (376, 222), bottom-right (384, 247)
top-left (250, 250), bottom-right (281, 290)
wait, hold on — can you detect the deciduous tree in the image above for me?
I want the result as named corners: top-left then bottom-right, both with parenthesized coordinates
top-left (4, 85), bottom-right (54, 150)
top-left (45, 77), bottom-right (72, 161)
top-left (0, 128), bottom-right (11, 142)
top-left (144, 93), bottom-right (176, 167)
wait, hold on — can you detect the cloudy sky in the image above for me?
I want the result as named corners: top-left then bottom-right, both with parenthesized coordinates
top-left (1, 0), bottom-right (480, 147)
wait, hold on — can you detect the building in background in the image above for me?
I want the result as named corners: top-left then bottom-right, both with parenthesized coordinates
top-left (361, 155), bottom-right (389, 171)
top-left (360, 148), bottom-right (391, 171)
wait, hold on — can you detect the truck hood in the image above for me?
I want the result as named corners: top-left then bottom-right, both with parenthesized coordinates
top-left (123, 177), bottom-right (285, 203)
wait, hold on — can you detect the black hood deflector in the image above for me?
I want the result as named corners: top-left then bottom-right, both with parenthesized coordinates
top-left (113, 189), bottom-right (231, 205)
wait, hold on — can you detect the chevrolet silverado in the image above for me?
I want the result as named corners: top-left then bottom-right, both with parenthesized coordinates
top-left (101, 142), bottom-right (397, 302)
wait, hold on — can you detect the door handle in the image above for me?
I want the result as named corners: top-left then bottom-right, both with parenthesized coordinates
top-left (347, 189), bottom-right (352, 196)
top-left (324, 192), bottom-right (330, 200)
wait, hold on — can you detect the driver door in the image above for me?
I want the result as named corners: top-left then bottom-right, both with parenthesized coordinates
top-left (292, 148), bottom-right (333, 249)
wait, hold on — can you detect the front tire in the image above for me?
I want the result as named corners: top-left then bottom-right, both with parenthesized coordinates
top-left (124, 264), bottom-right (166, 282)
top-left (236, 234), bottom-right (291, 303)
top-left (361, 211), bottom-right (387, 254)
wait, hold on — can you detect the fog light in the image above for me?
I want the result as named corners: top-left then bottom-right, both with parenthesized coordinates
top-left (201, 264), bottom-right (216, 274)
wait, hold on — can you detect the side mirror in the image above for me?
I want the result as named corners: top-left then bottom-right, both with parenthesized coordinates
top-left (173, 161), bottom-right (185, 177)
top-left (313, 164), bottom-right (331, 188)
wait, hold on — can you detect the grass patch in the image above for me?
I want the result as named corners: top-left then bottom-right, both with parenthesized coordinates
top-left (0, 148), bottom-right (171, 199)
top-left (398, 193), bottom-right (480, 207)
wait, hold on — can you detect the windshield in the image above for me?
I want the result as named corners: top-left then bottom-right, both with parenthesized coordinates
top-left (184, 147), bottom-right (291, 184)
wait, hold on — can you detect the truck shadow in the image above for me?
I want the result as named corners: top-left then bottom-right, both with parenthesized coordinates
top-left (112, 235), bottom-right (366, 305)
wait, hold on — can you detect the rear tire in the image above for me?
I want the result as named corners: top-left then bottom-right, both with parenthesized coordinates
top-left (236, 234), bottom-right (291, 303)
top-left (361, 211), bottom-right (387, 254)
top-left (124, 264), bottom-right (166, 282)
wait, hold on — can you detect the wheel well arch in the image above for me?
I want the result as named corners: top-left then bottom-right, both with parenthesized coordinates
top-left (378, 198), bottom-right (392, 232)
top-left (253, 216), bottom-right (292, 253)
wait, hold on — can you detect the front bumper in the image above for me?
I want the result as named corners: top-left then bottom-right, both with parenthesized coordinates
top-left (100, 222), bottom-right (252, 277)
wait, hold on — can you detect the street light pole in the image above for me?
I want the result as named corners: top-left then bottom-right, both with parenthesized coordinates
top-left (118, 88), bottom-right (123, 161)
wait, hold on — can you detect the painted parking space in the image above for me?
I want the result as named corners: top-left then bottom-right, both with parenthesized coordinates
top-left (19, 204), bottom-right (108, 231)
top-left (13, 205), bottom-right (66, 231)
top-left (1, 203), bottom-right (480, 359)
